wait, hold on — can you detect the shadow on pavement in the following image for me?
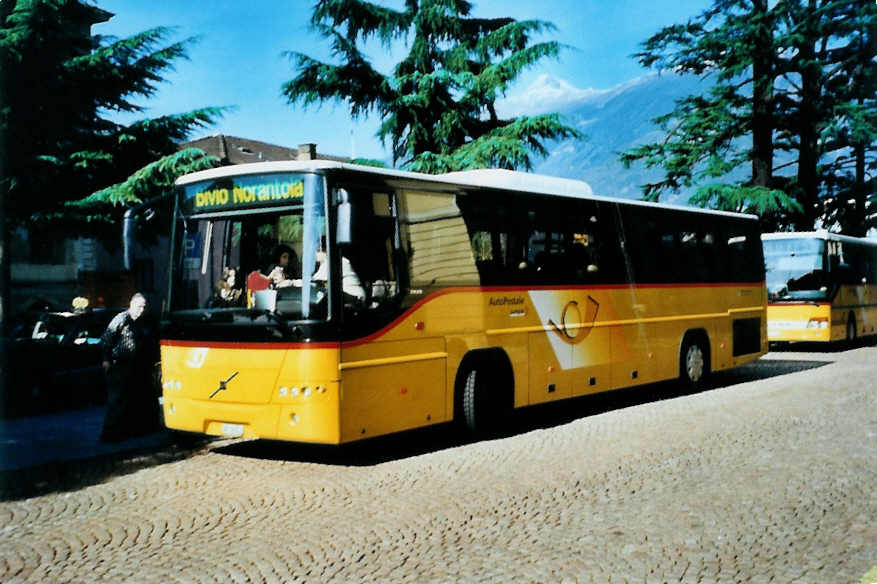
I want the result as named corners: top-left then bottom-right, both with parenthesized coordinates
top-left (214, 357), bottom-right (831, 467)
top-left (0, 432), bottom-right (212, 502)
top-left (769, 335), bottom-right (877, 353)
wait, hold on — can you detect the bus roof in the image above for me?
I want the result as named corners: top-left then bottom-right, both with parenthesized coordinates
top-left (176, 160), bottom-right (757, 220)
top-left (762, 231), bottom-right (877, 247)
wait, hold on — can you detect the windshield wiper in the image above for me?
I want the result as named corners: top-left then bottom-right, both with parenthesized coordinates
top-left (171, 309), bottom-right (235, 323)
top-left (250, 310), bottom-right (304, 340)
top-left (168, 308), bottom-right (304, 339)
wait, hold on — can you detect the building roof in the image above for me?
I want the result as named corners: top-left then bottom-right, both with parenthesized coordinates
top-left (180, 135), bottom-right (348, 165)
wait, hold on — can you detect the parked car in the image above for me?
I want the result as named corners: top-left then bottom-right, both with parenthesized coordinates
top-left (5, 308), bottom-right (122, 417)
top-left (8, 300), bottom-right (58, 341)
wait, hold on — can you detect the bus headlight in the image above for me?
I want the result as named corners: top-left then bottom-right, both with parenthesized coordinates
top-left (806, 317), bottom-right (828, 329)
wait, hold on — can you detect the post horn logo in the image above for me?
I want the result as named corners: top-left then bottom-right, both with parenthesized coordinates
top-left (548, 296), bottom-right (600, 345)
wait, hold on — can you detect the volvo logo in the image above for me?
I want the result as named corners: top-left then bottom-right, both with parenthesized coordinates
top-left (210, 372), bottom-right (239, 399)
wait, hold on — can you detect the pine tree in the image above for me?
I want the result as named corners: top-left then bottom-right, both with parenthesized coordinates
top-left (815, 1), bottom-right (876, 236)
top-left (282, 0), bottom-right (581, 173)
top-left (0, 0), bottom-right (225, 365)
top-left (0, 0), bottom-right (226, 226)
top-left (620, 0), bottom-right (876, 232)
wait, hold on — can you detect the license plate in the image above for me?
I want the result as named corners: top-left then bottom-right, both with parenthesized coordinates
top-left (220, 423), bottom-right (244, 437)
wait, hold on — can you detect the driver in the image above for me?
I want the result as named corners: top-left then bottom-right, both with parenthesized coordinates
top-left (313, 249), bottom-right (365, 301)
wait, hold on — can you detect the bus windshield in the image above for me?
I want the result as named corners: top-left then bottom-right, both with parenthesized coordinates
top-left (763, 238), bottom-right (828, 301)
top-left (171, 173), bottom-right (328, 320)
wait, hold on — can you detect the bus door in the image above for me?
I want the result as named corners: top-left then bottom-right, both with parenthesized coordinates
top-left (525, 200), bottom-right (614, 402)
top-left (832, 239), bottom-right (870, 338)
top-left (609, 206), bottom-right (673, 388)
top-left (338, 188), bottom-right (447, 440)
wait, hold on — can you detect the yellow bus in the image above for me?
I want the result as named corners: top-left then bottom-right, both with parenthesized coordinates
top-left (763, 231), bottom-right (877, 343)
top-left (156, 161), bottom-right (766, 442)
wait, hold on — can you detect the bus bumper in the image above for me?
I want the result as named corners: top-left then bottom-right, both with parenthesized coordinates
top-left (163, 386), bottom-right (342, 444)
top-left (766, 304), bottom-right (832, 342)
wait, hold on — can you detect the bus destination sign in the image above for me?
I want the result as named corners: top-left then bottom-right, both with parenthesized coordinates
top-left (183, 173), bottom-right (308, 213)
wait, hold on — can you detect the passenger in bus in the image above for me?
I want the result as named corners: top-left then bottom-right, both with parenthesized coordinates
top-left (267, 244), bottom-right (300, 288)
top-left (209, 267), bottom-right (242, 307)
top-left (312, 249), bottom-right (366, 302)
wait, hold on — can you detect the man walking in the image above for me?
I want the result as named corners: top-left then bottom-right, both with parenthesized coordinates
top-left (100, 293), bottom-right (157, 441)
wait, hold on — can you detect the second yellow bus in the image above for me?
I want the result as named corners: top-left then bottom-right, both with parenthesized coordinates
top-left (763, 231), bottom-right (877, 343)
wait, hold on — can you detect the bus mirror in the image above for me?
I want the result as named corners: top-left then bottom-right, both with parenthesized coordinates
top-left (123, 208), bottom-right (136, 270)
top-left (335, 189), bottom-right (352, 245)
top-left (122, 205), bottom-right (157, 270)
top-left (587, 264), bottom-right (599, 273)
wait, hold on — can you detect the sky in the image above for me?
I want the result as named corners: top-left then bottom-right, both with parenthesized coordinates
top-left (95, 0), bottom-right (712, 161)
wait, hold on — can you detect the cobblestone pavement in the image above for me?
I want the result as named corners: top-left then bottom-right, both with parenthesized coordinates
top-left (0, 347), bottom-right (875, 583)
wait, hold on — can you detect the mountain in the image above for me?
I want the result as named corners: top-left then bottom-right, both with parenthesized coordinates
top-left (503, 74), bottom-right (713, 204)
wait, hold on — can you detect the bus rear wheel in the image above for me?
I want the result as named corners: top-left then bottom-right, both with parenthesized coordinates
top-left (680, 336), bottom-right (709, 388)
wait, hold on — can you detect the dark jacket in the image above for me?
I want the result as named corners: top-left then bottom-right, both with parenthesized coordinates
top-left (101, 311), bottom-right (153, 366)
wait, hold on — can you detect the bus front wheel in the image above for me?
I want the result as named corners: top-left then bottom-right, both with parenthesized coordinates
top-left (680, 335), bottom-right (709, 388)
top-left (461, 368), bottom-right (504, 434)
top-left (457, 353), bottom-right (513, 435)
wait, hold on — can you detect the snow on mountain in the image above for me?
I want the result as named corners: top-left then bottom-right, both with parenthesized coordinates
top-left (500, 73), bottom-right (712, 204)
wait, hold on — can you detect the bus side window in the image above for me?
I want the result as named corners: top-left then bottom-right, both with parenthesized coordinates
top-left (471, 230), bottom-right (513, 284)
top-left (680, 231), bottom-right (714, 283)
top-left (341, 190), bottom-right (403, 308)
top-left (724, 225), bottom-right (763, 283)
top-left (458, 195), bottom-right (524, 286)
top-left (700, 231), bottom-right (718, 282)
top-left (399, 190), bottom-right (481, 289)
top-left (622, 209), bottom-right (664, 283)
top-left (841, 242), bottom-right (869, 285)
top-left (569, 231), bottom-right (598, 284)
top-left (568, 206), bottom-right (607, 284)
top-left (526, 228), bottom-right (569, 285)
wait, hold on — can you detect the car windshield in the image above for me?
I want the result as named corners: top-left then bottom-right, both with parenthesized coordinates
top-left (171, 186), bottom-right (328, 321)
top-left (764, 238), bottom-right (828, 301)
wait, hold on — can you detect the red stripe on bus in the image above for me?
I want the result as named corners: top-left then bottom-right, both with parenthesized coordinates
top-left (161, 339), bottom-right (340, 350)
top-left (476, 282), bottom-right (762, 291)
